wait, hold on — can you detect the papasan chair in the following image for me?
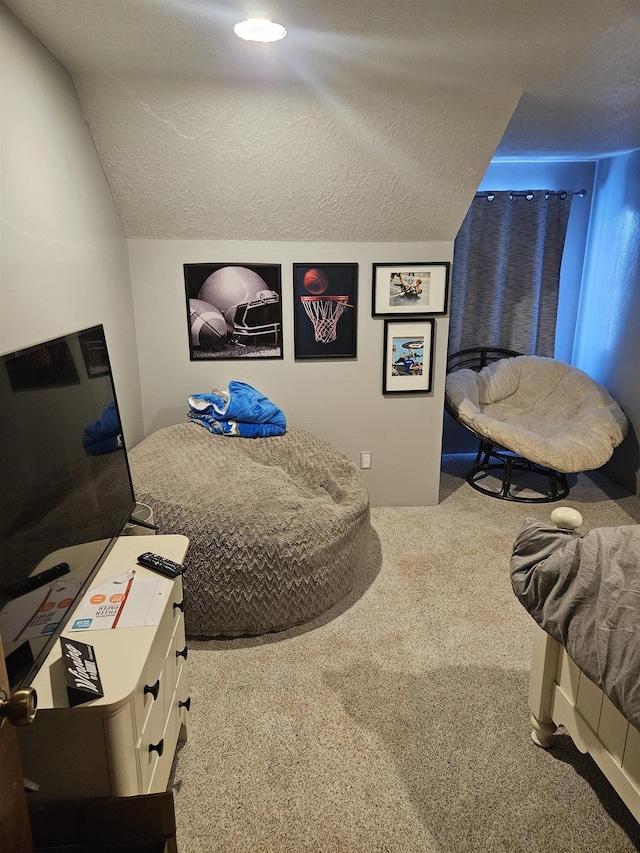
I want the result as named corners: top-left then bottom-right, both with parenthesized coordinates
top-left (445, 348), bottom-right (628, 502)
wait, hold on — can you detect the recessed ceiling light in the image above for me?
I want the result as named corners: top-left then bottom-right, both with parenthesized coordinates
top-left (233, 18), bottom-right (287, 42)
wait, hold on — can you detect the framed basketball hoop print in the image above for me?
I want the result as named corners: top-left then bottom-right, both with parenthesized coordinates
top-left (293, 264), bottom-right (358, 359)
top-left (372, 262), bottom-right (450, 316)
top-left (382, 319), bottom-right (435, 394)
top-left (184, 263), bottom-right (283, 360)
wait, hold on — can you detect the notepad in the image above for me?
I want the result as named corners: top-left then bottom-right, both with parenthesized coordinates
top-left (69, 570), bottom-right (170, 631)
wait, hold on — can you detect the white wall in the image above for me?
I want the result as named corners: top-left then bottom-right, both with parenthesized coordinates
top-left (1, 3), bottom-right (455, 508)
top-left (73, 72), bottom-right (519, 243)
top-left (0, 5), bottom-right (144, 446)
top-left (128, 240), bottom-right (453, 507)
top-left (573, 149), bottom-right (640, 494)
top-left (6, 0), bottom-right (634, 503)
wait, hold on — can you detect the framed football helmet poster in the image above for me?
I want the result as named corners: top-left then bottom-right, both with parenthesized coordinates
top-left (184, 263), bottom-right (283, 361)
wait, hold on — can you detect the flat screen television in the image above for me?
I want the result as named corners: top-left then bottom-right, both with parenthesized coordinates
top-left (0, 325), bottom-right (137, 690)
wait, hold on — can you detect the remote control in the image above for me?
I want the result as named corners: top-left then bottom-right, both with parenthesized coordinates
top-left (3, 562), bottom-right (70, 599)
top-left (137, 552), bottom-right (183, 578)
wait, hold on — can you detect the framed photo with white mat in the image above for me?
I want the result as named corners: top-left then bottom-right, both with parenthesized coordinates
top-left (372, 262), bottom-right (450, 316)
top-left (383, 319), bottom-right (435, 394)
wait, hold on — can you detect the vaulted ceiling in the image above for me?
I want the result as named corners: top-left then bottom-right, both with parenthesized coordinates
top-left (5, 0), bottom-right (640, 241)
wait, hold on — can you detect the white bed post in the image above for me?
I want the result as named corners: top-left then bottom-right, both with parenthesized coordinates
top-left (528, 624), bottom-right (560, 747)
top-left (528, 506), bottom-right (584, 748)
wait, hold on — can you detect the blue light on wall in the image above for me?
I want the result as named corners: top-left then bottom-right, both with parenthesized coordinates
top-left (572, 152), bottom-right (640, 388)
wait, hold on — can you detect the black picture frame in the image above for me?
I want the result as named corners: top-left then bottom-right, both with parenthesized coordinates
top-left (184, 263), bottom-right (283, 360)
top-left (79, 330), bottom-right (110, 378)
top-left (382, 319), bottom-right (435, 394)
top-left (293, 263), bottom-right (358, 359)
top-left (372, 262), bottom-right (450, 317)
top-left (4, 340), bottom-right (80, 391)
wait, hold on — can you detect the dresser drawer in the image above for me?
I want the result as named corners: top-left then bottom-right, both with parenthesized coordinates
top-left (18, 536), bottom-right (190, 802)
top-left (138, 703), bottom-right (167, 794)
top-left (147, 664), bottom-right (190, 794)
top-left (132, 581), bottom-right (184, 730)
top-left (168, 611), bottom-right (188, 702)
top-left (137, 610), bottom-right (189, 793)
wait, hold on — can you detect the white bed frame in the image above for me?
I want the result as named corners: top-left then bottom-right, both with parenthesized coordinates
top-left (529, 621), bottom-right (640, 822)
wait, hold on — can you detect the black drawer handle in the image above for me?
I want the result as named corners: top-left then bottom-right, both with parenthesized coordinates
top-left (144, 679), bottom-right (160, 701)
top-left (179, 696), bottom-right (191, 712)
top-left (149, 739), bottom-right (164, 757)
top-left (173, 600), bottom-right (184, 612)
top-left (176, 646), bottom-right (188, 660)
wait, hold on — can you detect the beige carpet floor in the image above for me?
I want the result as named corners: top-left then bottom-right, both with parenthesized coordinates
top-left (171, 455), bottom-right (640, 852)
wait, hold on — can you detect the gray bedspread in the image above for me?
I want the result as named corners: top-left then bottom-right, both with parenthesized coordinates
top-left (510, 517), bottom-right (640, 729)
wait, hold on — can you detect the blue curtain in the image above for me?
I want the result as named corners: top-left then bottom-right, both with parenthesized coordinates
top-left (448, 191), bottom-right (574, 357)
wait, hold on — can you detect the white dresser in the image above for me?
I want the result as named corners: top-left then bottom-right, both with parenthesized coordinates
top-left (18, 534), bottom-right (190, 801)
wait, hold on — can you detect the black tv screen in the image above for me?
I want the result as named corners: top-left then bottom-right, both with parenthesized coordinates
top-left (0, 325), bottom-right (136, 689)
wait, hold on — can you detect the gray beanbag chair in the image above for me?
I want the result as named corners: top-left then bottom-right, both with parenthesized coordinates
top-left (128, 423), bottom-right (371, 637)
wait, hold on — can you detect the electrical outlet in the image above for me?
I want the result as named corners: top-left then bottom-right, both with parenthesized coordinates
top-left (360, 451), bottom-right (372, 469)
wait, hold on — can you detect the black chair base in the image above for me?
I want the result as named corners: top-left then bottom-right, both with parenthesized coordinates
top-left (467, 440), bottom-right (570, 503)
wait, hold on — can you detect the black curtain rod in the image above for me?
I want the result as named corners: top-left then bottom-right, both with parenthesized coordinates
top-left (476, 189), bottom-right (588, 201)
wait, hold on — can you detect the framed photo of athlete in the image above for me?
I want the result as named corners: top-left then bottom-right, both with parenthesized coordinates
top-left (382, 319), bottom-right (435, 394)
top-left (293, 263), bottom-right (358, 359)
top-left (79, 329), bottom-right (110, 378)
top-left (372, 262), bottom-right (450, 316)
top-left (184, 263), bottom-right (283, 361)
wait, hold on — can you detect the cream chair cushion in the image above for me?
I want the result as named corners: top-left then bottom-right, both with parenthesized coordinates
top-left (445, 356), bottom-right (628, 473)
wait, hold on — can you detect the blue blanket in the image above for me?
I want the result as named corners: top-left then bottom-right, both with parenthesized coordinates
top-left (82, 401), bottom-right (123, 454)
top-left (188, 381), bottom-right (286, 438)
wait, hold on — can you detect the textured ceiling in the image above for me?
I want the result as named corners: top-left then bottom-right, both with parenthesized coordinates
top-left (5, 0), bottom-right (640, 240)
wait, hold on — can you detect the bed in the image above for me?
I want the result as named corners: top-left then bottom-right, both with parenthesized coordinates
top-left (511, 516), bottom-right (640, 822)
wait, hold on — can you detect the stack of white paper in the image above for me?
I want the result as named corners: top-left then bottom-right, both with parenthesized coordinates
top-left (69, 570), bottom-right (170, 632)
